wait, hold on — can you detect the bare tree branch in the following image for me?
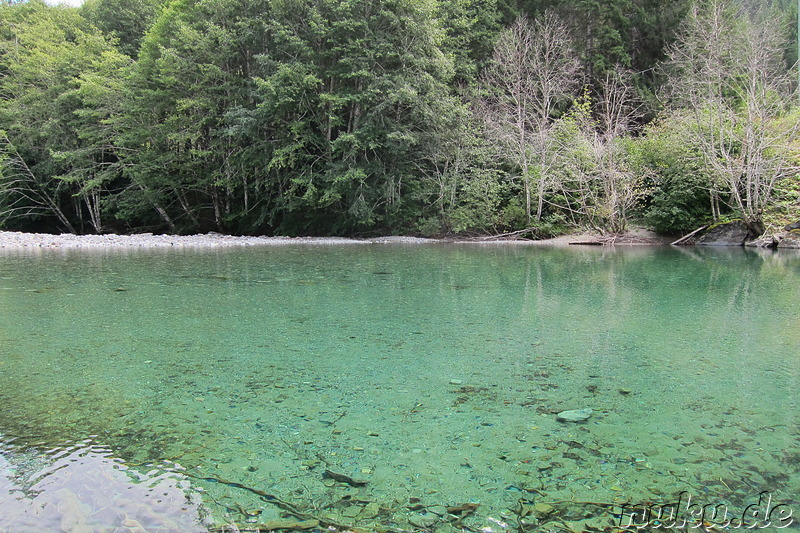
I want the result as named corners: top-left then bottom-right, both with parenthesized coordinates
top-left (663, 0), bottom-right (798, 230)
top-left (479, 13), bottom-right (580, 223)
top-left (0, 131), bottom-right (77, 233)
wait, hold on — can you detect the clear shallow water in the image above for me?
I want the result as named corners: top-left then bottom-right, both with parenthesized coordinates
top-left (0, 244), bottom-right (798, 532)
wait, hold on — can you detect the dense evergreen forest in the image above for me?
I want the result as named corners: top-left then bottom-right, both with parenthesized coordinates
top-left (1, 0), bottom-right (798, 237)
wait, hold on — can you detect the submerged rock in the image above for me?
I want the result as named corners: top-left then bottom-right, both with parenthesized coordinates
top-left (555, 408), bottom-right (593, 422)
top-left (532, 503), bottom-right (555, 518)
top-left (360, 502), bottom-right (381, 519)
top-left (428, 506), bottom-right (449, 517)
top-left (408, 513), bottom-right (438, 528)
top-left (341, 505), bottom-right (363, 518)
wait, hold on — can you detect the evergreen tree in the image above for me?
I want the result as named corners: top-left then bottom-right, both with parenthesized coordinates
top-left (119, 0), bottom-right (269, 232)
top-left (226, 0), bottom-right (462, 234)
top-left (0, 0), bottom-right (127, 232)
top-left (80, 0), bottom-right (165, 57)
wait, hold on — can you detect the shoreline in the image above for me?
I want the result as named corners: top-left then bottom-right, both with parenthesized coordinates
top-left (0, 229), bottom-right (671, 249)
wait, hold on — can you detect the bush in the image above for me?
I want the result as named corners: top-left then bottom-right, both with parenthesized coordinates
top-left (629, 116), bottom-right (718, 234)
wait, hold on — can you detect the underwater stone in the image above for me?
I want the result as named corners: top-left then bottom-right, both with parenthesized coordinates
top-left (323, 469), bottom-right (368, 486)
top-left (555, 408), bottom-right (593, 422)
top-left (360, 502), bottom-right (381, 519)
top-left (342, 505), bottom-right (363, 518)
top-left (408, 513), bottom-right (438, 528)
top-left (532, 503), bottom-right (555, 518)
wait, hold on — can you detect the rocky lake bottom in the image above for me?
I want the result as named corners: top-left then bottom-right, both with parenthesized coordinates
top-left (0, 242), bottom-right (797, 532)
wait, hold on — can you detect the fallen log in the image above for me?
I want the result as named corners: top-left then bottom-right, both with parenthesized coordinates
top-left (671, 225), bottom-right (708, 246)
top-left (567, 240), bottom-right (603, 246)
top-left (476, 227), bottom-right (537, 241)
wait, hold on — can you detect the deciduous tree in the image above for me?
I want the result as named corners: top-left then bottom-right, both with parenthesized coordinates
top-left (480, 14), bottom-right (579, 224)
top-left (552, 72), bottom-right (646, 234)
top-left (663, 0), bottom-right (798, 233)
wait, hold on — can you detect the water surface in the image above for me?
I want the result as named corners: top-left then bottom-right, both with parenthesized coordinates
top-left (0, 244), bottom-right (798, 531)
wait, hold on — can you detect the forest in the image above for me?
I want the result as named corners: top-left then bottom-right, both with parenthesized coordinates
top-left (0, 0), bottom-right (798, 237)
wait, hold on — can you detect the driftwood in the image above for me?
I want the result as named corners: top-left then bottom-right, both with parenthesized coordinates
top-left (567, 240), bottom-right (604, 246)
top-left (186, 473), bottom-right (355, 531)
top-left (671, 225), bottom-right (708, 246)
top-left (475, 227), bottom-right (537, 241)
top-left (323, 468), bottom-right (369, 486)
top-left (446, 502), bottom-right (480, 514)
top-left (446, 502), bottom-right (480, 528)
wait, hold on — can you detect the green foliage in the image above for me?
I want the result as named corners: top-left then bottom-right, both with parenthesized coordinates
top-left (663, 1), bottom-right (797, 227)
top-left (223, 0), bottom-right (464, 235)
top-left (80, 0), bottom-right (165, 57)
top-left (767, 177), bottom-right (800, 229)
top-left (1, 0), bottom-right (798, 237)
top-left (119, 0), bottom-right (272, 233)
top-left (630, 114), bottom-right (717, 233)
top-left (0, 0), bottom-right (127, 232)
top-left (435, 0), bottom-right (509, 85)
top-left (414, 114), bottom-right (512, 236)
top-left (518, 0), bottom-right (691, 99)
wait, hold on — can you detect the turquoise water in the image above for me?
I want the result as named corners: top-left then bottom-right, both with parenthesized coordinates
top-left (0, 244), bottom-right (798, 532)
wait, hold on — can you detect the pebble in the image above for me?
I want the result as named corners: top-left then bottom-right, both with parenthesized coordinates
top-left (555, 408), bottom-right (593, 422)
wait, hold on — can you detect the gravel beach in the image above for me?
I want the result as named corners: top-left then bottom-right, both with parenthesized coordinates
top-left (0, 231), bottom-right (442, 249)
top-left (0, 228), bottom-right (670, 249)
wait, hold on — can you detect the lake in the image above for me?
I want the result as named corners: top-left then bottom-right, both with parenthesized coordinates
top-left (0, 244), bottom-right (798, 531)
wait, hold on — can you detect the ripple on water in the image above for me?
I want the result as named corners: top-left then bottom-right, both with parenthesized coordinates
top-left (0, 437), bottom-right (208, 532)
